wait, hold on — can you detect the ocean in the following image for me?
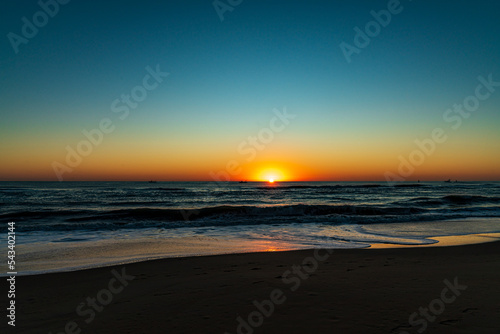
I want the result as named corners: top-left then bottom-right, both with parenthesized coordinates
top-left (1, 181), bottom-right (500, 275)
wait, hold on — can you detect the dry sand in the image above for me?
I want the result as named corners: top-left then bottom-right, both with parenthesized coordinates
top-left (8, 239), bottom-right (500, 333)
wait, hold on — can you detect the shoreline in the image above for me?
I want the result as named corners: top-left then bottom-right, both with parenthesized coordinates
top-left (14, 240), bottom-right (500, 333)
top-left (8, 231), bottom-right (500, 277)
top-left (369, 232), bottom-right (500, 248)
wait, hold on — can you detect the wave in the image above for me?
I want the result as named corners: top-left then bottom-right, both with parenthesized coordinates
top-left (109, 201), bottom-right (175, 206)
top-left (255, 183), bottom-right (431, 191)
top-left (443, 194), bottom-right (500, 204)
top-left (393, 184), bottom-right (425, 188)
top-left (68, 204), bottom-right (428, 222)
top-left (3, 204), bottom-right (499, 233)
top-left (1, 204), bottom-right (427, 224)
top-left (256, 184), bottom-right (388, 190)
top-left (406, 195), bottom-right (500, 206)
top-left (0, 209), bottom-right (91, 219)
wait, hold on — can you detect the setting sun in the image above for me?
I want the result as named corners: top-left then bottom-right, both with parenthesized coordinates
top-left (251, 165), bottom-right (290, 182)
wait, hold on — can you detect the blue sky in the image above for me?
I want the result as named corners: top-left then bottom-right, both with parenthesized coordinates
top-left (1, 0), bottom-right (499, 180)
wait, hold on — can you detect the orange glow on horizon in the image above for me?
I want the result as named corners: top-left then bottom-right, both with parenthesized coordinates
top-left (1, 140), bottom-right (500, 181)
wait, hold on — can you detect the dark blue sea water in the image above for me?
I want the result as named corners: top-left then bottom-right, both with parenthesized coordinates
top-left (1, 181), bottom-right (500, 274)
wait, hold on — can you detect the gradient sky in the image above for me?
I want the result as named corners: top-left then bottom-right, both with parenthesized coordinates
top-left (1, 0), bottom-right (499, 181)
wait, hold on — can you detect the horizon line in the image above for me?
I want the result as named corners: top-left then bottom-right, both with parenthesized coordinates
top-left (1, 180), bottom-right (499, 183)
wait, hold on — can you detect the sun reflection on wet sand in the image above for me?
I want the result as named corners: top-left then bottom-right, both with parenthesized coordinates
top-left (12, 237), bottom-right (301, 275)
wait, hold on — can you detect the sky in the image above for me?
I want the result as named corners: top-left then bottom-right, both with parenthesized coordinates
top-left (1, 0), bottom-right (499, 181)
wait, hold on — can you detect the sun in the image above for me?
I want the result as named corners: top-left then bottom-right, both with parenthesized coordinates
top-left (251, 165), bottom-right (291, 182)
